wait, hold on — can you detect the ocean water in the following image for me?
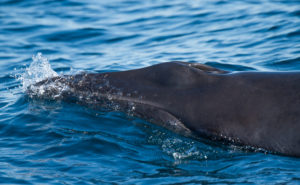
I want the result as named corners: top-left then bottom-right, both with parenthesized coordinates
top-left (0, 0), bottom-right (300, 184)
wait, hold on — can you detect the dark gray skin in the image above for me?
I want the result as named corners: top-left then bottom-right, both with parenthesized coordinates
top-left (30, 62), bottom-right (300, 157)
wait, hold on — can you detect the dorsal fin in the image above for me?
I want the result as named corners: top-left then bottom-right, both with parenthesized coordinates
top-left (174, 61), bottom-right (228, 74)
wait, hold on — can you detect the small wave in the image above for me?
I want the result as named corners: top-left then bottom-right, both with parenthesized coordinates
top-left (161, 138), bottom-right (206, 160)
top-left (147, 129), bottom-right (217, 162)
top-left (20, 53), bottom-right (58, 91)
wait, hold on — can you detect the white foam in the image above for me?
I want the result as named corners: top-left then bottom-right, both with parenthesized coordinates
top-left (20, 53), bottom-right (58, 91)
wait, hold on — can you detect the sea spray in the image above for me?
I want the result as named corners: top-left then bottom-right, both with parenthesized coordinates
top-left (20, 53), bottom-right (58, 91)
top-left (19, 53), bottom-right (71, 99)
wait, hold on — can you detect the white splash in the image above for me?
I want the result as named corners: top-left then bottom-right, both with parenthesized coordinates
top-left (161, 138), bottom-right (202, 160)
top-left (20, 53), bottom-right (58, 91)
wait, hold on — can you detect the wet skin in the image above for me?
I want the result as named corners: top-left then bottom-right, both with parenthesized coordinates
top-left (31, 62), bottom-right (300, 157)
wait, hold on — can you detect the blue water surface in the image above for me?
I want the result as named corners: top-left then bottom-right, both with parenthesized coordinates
top-left (1, 0), bottom-right (300, 184)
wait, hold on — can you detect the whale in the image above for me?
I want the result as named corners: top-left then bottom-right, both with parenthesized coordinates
top-left (28, 61), bottom-right (300, 157)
